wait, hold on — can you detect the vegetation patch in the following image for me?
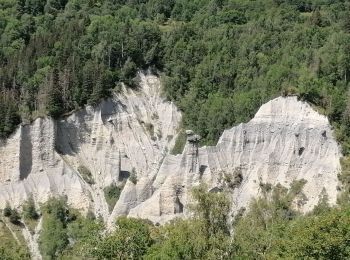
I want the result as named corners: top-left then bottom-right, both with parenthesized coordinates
top-left (145, 122), bottom-right (155, 137)
top-left (129, 168), bottom-right (138, 184)
top-left (259, 181), bottom-right (273, 194)
top-left (0, 219), bottom-right (30, 259)
top-left (337, 156), bottom-right (350, 206)
top-left (39, 197), bottom-right (103, 259)
top-left (171, 130), bottom-right (186, 155)
top-left (104, 183), bottom-right (124, 213)
top-left (224, 169), bottom-right (243, 190)
top-left (22, 196), bottom-right (39, 221)
top-left (22, 196), bottom-right (39, 233)
top-left (77, 165), bottom-right (94, 185)
top-left (3, 203), bottom-right (21, 225)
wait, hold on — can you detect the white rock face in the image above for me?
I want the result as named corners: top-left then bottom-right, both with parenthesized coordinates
top-left (0, 73), bottom-right (181, 224)
top-left (0, 118), bottom-right (90, 211)
top-left (0, 73), bottom-right (341, 228)
top-left (128, 96), bottom-right (341, 223)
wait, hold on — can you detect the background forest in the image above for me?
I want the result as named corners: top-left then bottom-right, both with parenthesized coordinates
top-left (2, 1), bottom-right (350, 258)
top-left (1, 0), bottom-right (350, 153)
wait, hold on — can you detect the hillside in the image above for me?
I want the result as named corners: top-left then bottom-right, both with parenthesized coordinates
top-left (0, 72), bottom-right (346, 259)
top-left (1, 0), bottom-right (350, 150)
top-left (1, 0), bottom-right (350, 259)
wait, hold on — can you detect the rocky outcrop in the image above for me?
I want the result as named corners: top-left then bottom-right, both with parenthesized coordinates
top-left (0, 74), bottom-right (342, 228)
top-left (128, 96), bottom-right (341, 223)
top-left (0, 73), bottom-right (181, 224)
top-left (0, 118), bottom-right (90, 211)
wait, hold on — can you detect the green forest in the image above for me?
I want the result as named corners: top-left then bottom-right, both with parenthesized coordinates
top-left (1, 0), bottom-right (350, 259)
top-left (1, 0), bottom-right (350, 151)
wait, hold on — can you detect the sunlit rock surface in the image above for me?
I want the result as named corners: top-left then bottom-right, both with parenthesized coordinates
top-left (0, 73), bottom-right (181, 223)
top-left (128, 96), bottom-right (341, 223)
top-left (0, 75), bottom-right (341, 226)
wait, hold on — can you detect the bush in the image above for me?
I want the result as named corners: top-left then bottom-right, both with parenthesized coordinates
top-left (104, 183), bottom-right (123, 212)
top-left (78, 165), bottom-right (94, 185)
top-left (171, 131), bottom-right (186, 155)
top-left (224, 169), bottom-right (243, 190)
top-left (3, 204), bottom-right (21, 225)
top-left (3, 203), bottom-right (11, 217)
top-left (89, 217), bottom-right (153, 259)
top-left (23, 196), bottom-right (39, 220)
top-left (9, 209), bottom-right (21, 225)
top-left (129, 168), bottom-right (138, 184)
top-left (145, 122), bottom-right (155, 137)
top-left (39, 197), bottom-right (73, 259)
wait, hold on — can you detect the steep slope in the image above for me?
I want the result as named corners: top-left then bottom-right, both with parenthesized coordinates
top-left (0, 73), bottom-right (181, 224)
top-left (128, 96), bottom-right (341, 223)
top-left (0, 76), bottom-right (341, 228)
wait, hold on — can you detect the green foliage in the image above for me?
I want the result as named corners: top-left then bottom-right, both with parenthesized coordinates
top-left (8, 208), bottom-right (21, 225)
top-left (34, 178), bottom-right (350, 260)
top-left (77, 165), bottom-right (94, 185)
top-left (2, 2), bottom-right (350, 257)
top-left (223, 168), bottom-right (243, 190)
top-left (40, 214), bottom-right (68, 259)
top-left (234, 188), bottom-right (299, 258)
top-left (129, 168), bottom-right (138, 184)
top-left (191, 185), bottom-right (231, 237)
top-left (22, 196), bottom-right (39, 220)
top-left (0, 0), bottom-right (350, 152)
top-left (103, 183), bottom-right (123, 212)
top-left (0, 0), bottom-right (162, 133)
top-left (312, 188), bottom-right (331, 215)
top-left (279, 207), bottom-right (350, 259)
top-left (38, 197), bottom-right (105, 259)
top-left (337, 156), bottom-right (350, 206)
top-left (60, 214), bottom-right (103, 259)
top-left (171, 130), bottom-right (186, 155)
top-left (146, 219), bottom-right (209, 260)
top-left (39, 197), bottom-right (74, 259)
top-left (235, 200), bottom-right (350, 259)
top-left (3, 203), bottom-right (21, 225)
top-left (87, 217), bottom-right (153, 260)
top-left (0, 220), bottom-right (30, 260)
top-left (147, 184), bottom-right (234, 259)
top-left (232, 178), bottom-right (350, 259)
top-left (0, 97), bottom-right (20, 138)
top-left (3, 203), bottom-right (11, 217)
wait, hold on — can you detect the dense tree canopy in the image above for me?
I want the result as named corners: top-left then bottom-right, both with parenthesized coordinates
top-left (33, 182), bottom-right (350, 260)
top-left (0, 0), bottom-right (350, 153)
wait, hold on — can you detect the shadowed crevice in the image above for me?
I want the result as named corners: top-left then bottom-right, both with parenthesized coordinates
top-left (19, 126), bottom-right (32, 180)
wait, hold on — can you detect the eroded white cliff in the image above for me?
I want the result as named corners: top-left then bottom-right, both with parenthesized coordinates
top-left (128, 96), bottom-right (341, 223)
top-left (0, 73), bottom-right (181, 225)
top-left (0, 74), bottom-right (341, 229)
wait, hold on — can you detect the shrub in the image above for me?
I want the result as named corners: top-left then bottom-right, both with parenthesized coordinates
top-left (9, 209), bottom-right (21, 225)
top-left (3, 203), bottom-right (21, 225)
top-left (89, 217), bottom-right (153, 259)
top-left (224, 169), bottom-right (243, 189)
top-left (39, 197), bottom-right (72, 258)
top-left (23, 196), bottom-right (39, 220)
top-left (3, 203), bottom-right (11, 217)
top-left (78, 165), bottom-right (94, 185)
top-left (145, 122), bottom-right (155, 137)
top-left (171, 131), bottom-right (186, 155)
top-left (104, 183), bottom-right (123, 212)
top-left (129, 168), bottom-right (138, 184)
